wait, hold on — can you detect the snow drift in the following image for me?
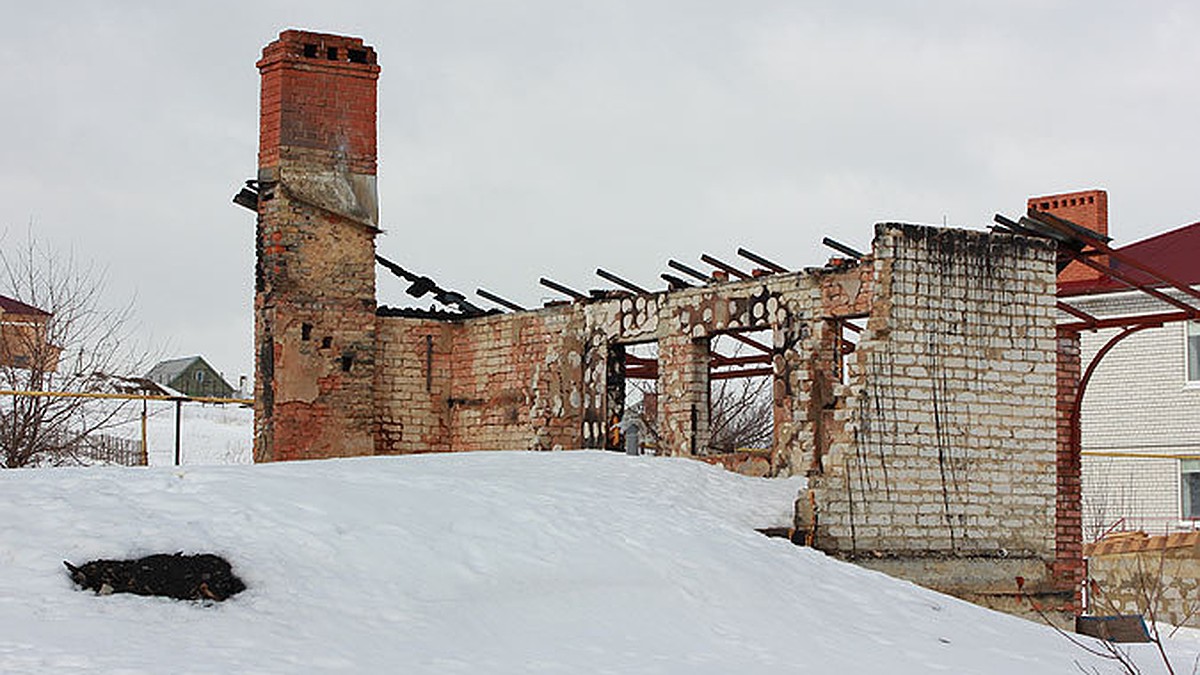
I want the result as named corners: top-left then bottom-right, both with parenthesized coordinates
top-left (0, 450), bottom-right (1195, 673)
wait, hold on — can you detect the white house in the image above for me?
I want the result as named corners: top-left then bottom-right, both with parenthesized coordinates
top-left (1040, 195), bottom-right (1200, 538)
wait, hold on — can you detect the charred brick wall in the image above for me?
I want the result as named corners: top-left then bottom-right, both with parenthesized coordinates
top-left (253, 31), bottom-right (381, 461)
top-left (372, 262), bottom-right (876, 475)
top-left (374, 318), bottom-right (453, 454)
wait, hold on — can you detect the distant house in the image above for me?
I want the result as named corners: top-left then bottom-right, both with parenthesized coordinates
top-left (0, 294), bottom-right (60, 371)
top-left (1040, 190), bottom-right (1200, 537)
top-left (145, 356), bottom-right (235, 398)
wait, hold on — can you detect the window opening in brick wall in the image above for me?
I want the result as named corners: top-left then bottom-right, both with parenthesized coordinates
top-left (1188, 321), bottom-right (1200, 382)
top-left (303, 44), bottom-right (318, 58)
top-left (708, 330), bottom-right (773, 455)
top-left (620, 341), bottom-right (658, 456)
top-left (347, 49), bottom-right (368, 64)
top-left (834, 318), bottom-right (864, 386)
top-left (1182, 459), bottom-right (1200, 519)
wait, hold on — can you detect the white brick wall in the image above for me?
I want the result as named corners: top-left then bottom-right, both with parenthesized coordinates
top-left (1076, 289), bottom-right (1200, 535)
top-left (1081, 455), bottom-right (1180, 536)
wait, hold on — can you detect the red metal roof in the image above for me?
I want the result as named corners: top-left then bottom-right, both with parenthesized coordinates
top-left (0, 294), bottom-right (51, 317)
top-left (1059, 221), bottom-right (1200, 297)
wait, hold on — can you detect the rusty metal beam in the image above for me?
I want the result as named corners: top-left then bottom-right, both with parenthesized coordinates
top-left (476, 288), bottom-right (525, 313)
top-left (596, 268), bottom-right (650, 295)
top-left (661, 273), bottom-right (693, 290)
top-left (668, 259), bottom-right (712, 283)
top-left (1060, 248), bottom-right (1199, 317)
top-left (711, 353), bottom-right (772, 367)
top-left (1058, 310), bottom-right (1195, 333)
top-left (625, 367), bottom-right (659, 380)
top-left (710, 367), bottom-right (773, 380)
top-left (624, 353), bottom-right (657, 368)
top-left (725, 332), bottom-right (773, 354)
top-left (701, 254), bottom-right (751, 281)
top-left (1025, 209), bottom-right (1200, 306)
top-left (821, 237), bottom-right (865, 260)
top-left (539, 277), bottom-right (587, 301)
top-left (737, 248), bottom-right (789, 273)
top-left (1057, 301), bottom-right (1097, 328)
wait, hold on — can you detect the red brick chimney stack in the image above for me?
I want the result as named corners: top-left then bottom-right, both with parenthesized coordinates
top-left (1027, 189), bottom-right (1108, 285)
top-left (256, 30), bottom-right (380, 175)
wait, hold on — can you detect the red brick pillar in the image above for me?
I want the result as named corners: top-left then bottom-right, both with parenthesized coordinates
top-left (253, 31), bottom-right (381, 462)
top-left (1053, 327), bottom-right (1084, 610)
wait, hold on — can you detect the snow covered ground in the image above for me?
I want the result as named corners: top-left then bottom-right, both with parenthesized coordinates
top-left (1, 450), bottom-right (1197, 673)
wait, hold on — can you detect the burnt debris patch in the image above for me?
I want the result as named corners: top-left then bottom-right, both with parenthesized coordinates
top-left (64, 553), bottom-right (246, 602)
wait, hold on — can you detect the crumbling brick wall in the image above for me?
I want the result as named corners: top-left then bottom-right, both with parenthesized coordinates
top-left (253, 31), bottom-right (381, 461)
top-left (800, 224), bottom-right (1062, 609)
top-left (1086, 532), bottom-right (1200, 627)
top-left (370, 259), bottom-right (881, 470)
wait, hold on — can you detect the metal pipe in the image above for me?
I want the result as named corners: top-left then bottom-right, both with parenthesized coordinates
top-left (710, 367), bottom-right (774, 380)
top-left (737, 247), bottom-right (789, 272)
top-left (1061, 250), bottom-right (1198, 317)
top-left (141, 399), bottom-right (148, 466)
top-left (667, 260), bottom-right (712, 283)
top-left (710, 354), bottom-right (772, 367)
top-left (821, 238), bottom-right (865, 260)
top-left (0, 390), bottom-right (252, 404)
top-left (476, 288), bottom-right (526, 312)
top-left (725, 332), bottom-right (773, 354)
top-left (174, 399), bottom-right (182, 466)
top-left (1057, 301), bottom-right (1098, 328)
top-left (700, 254), bottom-right (751, 280)
top-left (660, 273), bottom-right (693, 290)
top-left (539, 277), bottom-right (587, 301)
top-left (595, 268), bottom-right (650, 295)
top-left (1058, 310), bottom-right (1195, 332)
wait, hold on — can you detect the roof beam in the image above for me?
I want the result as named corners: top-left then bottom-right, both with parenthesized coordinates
top-left (737, 247), bottom-right (789, 273)
top-left (596, 268), bottom-right (650, 295)
top-left (700, 254), bottom-right (751, 281)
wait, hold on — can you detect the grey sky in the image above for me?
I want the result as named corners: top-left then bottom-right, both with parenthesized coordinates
top-left (2, 2), bottom-right (1197, 383)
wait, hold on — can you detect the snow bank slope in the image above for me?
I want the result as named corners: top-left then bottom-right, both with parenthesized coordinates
top-left (0, 451), bottom-right (1188, 673)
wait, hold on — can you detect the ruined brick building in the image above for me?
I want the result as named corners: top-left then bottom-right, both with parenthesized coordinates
top-left (241, 30), bottom-right (1084, 612)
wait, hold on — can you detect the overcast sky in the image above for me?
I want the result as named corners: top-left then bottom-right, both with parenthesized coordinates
top-left (2, 1), bottom-right (1198, 383)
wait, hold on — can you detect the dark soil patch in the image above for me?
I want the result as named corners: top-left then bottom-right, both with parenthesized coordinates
top-left (64, 552), bottom-right (246, 601)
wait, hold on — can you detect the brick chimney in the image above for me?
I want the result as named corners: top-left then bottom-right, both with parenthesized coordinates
top-left (257, 30), bottom-right (380, 175)
top-left (1027, 189), bottom-right (1108, 286)
top-left (252, 30), bottom-right (381, 463)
